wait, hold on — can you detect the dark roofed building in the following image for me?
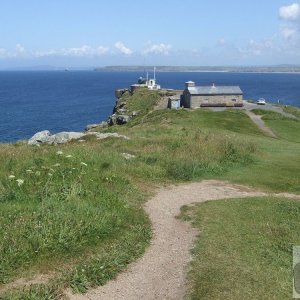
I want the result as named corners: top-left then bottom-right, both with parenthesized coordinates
top-left (182, 81), bottom-right (243, 108)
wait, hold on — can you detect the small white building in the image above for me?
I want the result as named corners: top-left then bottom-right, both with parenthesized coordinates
top-left (131, 67), bottom-right (161, 92)
top-left (147, 78), bottom-right (161, 90)
top-left (168, 96), bottom-right (181, 109)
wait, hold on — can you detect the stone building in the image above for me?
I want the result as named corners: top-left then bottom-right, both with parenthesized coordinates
top-left (182, 81), bottom-right (243, 108)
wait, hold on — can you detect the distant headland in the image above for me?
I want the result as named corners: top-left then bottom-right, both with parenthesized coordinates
top-left (94, 65), bottom-right (300, 73)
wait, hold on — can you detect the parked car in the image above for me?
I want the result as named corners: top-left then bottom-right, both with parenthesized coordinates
top-left (257, 98), bottom-right (266, 105)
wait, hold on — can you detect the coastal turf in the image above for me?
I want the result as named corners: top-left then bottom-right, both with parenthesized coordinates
top-left (0, 89), bottom-right (300, 298)
top-left (179, 196), bottom-right (300, 300)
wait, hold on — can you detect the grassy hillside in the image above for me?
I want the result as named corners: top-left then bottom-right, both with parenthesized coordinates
top-left (180, 197), bottom-right (300, 299)
top-left (0, 89), bottom-right (299, 298)
top-left (0, 143), bottom-right (151, 298)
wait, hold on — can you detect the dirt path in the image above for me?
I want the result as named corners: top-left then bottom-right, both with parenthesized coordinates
top-left (67, 180), bottom-right (300, 300)
top-left (0, 274), bottom-right (53, 295)
top-left (245, 111), bottom-right (277, 138)
top-left (243, 101), bottom-right (298, 119)
top-left (2, 181), bottom-right (299, 299)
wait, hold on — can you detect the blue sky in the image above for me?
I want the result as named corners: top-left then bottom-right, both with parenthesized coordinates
top-left (1, 0), bottom-right (300, 68)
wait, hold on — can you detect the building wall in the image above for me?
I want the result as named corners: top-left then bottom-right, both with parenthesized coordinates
top-left (188, 94), bottom-right (243, 108)
top-left (130, 84), bottom-right (148, 93)
top-left (168, 99), bottom-right (181, 109)
top-left (182, 90), bottom-right (191, 107)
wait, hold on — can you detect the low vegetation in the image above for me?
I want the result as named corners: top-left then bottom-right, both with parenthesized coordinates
top-left (124, 88), bottom-right (160, 116)
top-left (252, 108), bottom-right (300, 143)
top-left (0, 88), bottom-right (299, 298)
top-left (0, 143), bottom-right (151, 298)
top-left (180, 197), bottom-right (300, 299)
top-left (282, 105), bottom-right (300, 119)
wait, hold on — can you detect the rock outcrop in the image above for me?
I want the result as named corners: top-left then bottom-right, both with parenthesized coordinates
top-left (85, 124), bottom-right (100, 131)
top-left (108, 89), bottom-right (138, 126)
top-left (115, 88), bottom-right (129, 99)
top-left (28, 131), bottom-right (85, 145)
top-left (28, 131), bottom-right (129, 145)
top-left (88, 132), bottom-right (129, 140)
top-left (108, 114), bottom-right (132, 126)
top-left (85, 121), bottom-right (108, 131)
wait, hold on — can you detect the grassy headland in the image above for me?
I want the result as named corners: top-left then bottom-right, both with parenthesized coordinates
top-left (0, 88), bottom-right (299, 298)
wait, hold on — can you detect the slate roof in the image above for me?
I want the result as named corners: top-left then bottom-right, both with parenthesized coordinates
top-left (188, 86), bottom-right (243, 95)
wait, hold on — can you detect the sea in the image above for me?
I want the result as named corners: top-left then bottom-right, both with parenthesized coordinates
top-left (0, 71), bottom-right (300, 142)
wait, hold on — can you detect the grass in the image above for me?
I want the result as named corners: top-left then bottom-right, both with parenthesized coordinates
top-left (0, 142), bottom-right (151, 298)
top-left (0, 89), bottom-right (300, 298)
top-left (252, 109), bottom-right (300, 143)
top-left (222, 109), bottom-right (300, 192)
top-left (180, 197), bottom-right (300, 300)
top-left (2, 223), bottom-right (150, 299)
top-left (221, 136), bottom-right (300, 192)
top-left (114, 110), bottom-right (259, 183)
top-left (119, 88), bottom-right (160, 118)
top-left (282, 105), bottom-right (300, 119)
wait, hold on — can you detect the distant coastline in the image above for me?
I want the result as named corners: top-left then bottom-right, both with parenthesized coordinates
top-left (94, 65), bottom-right (300, 73)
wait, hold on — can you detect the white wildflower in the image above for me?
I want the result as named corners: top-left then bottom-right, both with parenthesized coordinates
top-left (53, 163), bottom-right (60, 167)
top-left (16, 179), bottom-right (24, 186)
top-left (8, 175), bottom-right (15, 180)
top-left (80, 162), bottom-right (88, 167)
top-left (35, 171), bottom-right (41, 176)
top-left (48, 173), bottom-right (53, 177)
top-left (26, 169), bottom-right (33, 173)
top-left (56, 151), bottom-right (63, 155)
top-left (65, 155), bottom-right (72, 158)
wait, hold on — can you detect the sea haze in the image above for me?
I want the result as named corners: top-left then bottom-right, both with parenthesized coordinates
top-left (0, 71), bottom-right (300, 142)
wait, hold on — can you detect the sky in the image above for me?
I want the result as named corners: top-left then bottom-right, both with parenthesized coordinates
top-left (1, 0), bottom-right (300, 68)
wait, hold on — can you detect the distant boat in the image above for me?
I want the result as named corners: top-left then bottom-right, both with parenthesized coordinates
top-left (257, 98), bottom-right (266, 105)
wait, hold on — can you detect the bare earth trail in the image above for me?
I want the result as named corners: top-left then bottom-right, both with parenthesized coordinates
top-left (68, 181), bottom-right (300, 300)
top-left (245, 110), bottom-right (277, 138)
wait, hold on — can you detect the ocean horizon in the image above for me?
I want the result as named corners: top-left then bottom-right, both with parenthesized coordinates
top-left (0, 71), bottom-right (299, 142)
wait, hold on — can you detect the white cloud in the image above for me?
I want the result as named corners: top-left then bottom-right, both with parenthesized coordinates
top-left (0, 44), bottom-right (110, 59)
top-left (279, 4), bottom-right (300, 40)
top-left (143, 43), bottom-right (172, 55)
top-left (279, 3), bottom-right (300, 21)
top-left (62, 45), bottom-right (109, 56)
top-left (280, 24), bottom-right (298, 39)
top-left (15, 44), bottom-right (26, 55)
top-left (0, 44), bottom-right (27, 59)
top-left (0, 48), bottom-right (8, 58)
top-left (114, 42), bottom-right (132, 55)
top-left (217, 38), bottom-right (226, 46)
top-left (34, 45), bottom-right (109, 57)
top-left (34, 49), bottom-right (57, 57)
top-left (237, 39), bottom-right (277, 57)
